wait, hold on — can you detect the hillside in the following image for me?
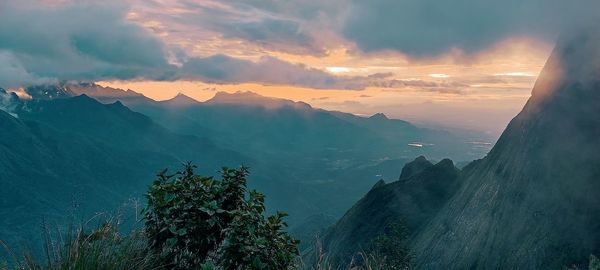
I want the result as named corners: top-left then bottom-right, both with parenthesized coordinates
top-left (319, 28), bottom-right (600, 269)
top-left (411, 29), bottom-right (600, 269)
top-left (0, 94), bottom-right (243, 248)
top-left (320, 157), bottom-right (460, 265)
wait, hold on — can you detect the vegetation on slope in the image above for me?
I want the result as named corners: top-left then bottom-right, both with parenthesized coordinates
top-left (1, 164), bottom-right (299, 270)
top-left (1, 162), bottom-right (415, 270)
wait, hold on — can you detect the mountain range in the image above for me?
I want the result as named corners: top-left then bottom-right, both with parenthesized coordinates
top-left (0, 83), bottom-right (490, 250)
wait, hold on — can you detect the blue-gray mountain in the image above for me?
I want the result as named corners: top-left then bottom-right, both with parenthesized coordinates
top-left (42, 84), bottom-right (491, 225)
top-left (322, 28), bottom-right (600, 269)
top-left (0, 94), bottom-right (242, 250)
top-left (0, 84), bottom-right (489, 252)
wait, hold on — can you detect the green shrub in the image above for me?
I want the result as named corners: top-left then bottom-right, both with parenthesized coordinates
top-left (143, 163), bottom-right (299, 269)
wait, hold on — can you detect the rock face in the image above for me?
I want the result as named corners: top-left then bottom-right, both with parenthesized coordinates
top-left (321, 157), bottom-right (460, 265)
top-left (413, 29), bottom-right (600, 269)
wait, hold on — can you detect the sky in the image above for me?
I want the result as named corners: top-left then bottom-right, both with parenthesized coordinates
top-left (1, 0), bottom-right (599, 136)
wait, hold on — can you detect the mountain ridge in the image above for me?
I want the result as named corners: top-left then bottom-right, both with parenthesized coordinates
top-left (412, 28), bottom-right (600, 269)
top-left (320, 156), bottom-right (460, 265)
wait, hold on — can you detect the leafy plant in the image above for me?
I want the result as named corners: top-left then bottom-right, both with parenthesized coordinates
top-left (143, 163), bottom-right (299, 269)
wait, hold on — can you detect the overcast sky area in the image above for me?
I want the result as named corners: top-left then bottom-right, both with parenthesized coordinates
top-left (2, 0), bottom-right (599, 137)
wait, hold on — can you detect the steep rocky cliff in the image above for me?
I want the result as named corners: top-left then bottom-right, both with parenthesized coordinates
top-left (413, 28), bottom-right (600, 269)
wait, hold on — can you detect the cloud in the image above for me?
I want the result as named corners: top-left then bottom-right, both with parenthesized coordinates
top-left (215, 17), bottom-right (316, 53)
top-left (137, 0), bottom-right (331, 55)
top-left (0, 0), bottom-right (348, 89)
top-left (0, 1), bottom-right (174, 86)
top-left (1, 0), bottom-right (545, 93)
top-left (360, 73), bottom-right (467, 93)
top-left (342, 0), bottom-right (600, 56)
top-left (179, 57), bottom-right (468, 92)
top-left (0, 51), bottom-right (55, 88)
top-left (180, 55), bottom-right (366, 89)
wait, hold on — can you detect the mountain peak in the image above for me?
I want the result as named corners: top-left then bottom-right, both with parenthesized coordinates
top-left (527, 27), bottom-right (600, 110)
top-left (369, 113), bottom-right (389, 120)
top-left (163, 92), bottom-right (200, 106)
top-left (206, 91), bottom-right (311, 109)
top-left (25, 83), bottom-right (75, 100)
top-left (399, 156), bottom-right (433, 180)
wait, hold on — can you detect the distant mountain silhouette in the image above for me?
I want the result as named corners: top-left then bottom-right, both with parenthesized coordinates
top-left (78, 88), bottom-right (491, 224)
top-left (206, 91), bottom-right (311, 110)
top-left (161, 92), bottom-right (201, 107)
top-left (8, 83), bottom-right (491, 236)
top-left (25, 84), bottom-right (74, 100)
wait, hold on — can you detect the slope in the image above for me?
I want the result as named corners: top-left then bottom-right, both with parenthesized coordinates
top-left (320, 157), bottom-right (460, 265)
top-left (413, 28), bottom-right (600, 269)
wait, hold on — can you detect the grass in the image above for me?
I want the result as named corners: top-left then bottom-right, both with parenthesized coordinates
top-left (2, 224), bottom-right (391, 270)
top-left (1, 215), bottom-right (160, 270)
top-left (298, 238), bottom-right (393, 270)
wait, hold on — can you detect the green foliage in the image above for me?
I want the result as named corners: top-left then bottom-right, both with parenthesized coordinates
top-left (143, 163), bottom-right (299, 269)
top-left (366, 222), bottom-right (410, 270)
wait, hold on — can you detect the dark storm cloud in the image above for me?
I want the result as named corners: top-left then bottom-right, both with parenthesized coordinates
top-left (0, 1), bottom-right (347, 89)
top-left (0, 1), bottom-right (174, 86)
top-left (343, 0), bottom-right (600, 56)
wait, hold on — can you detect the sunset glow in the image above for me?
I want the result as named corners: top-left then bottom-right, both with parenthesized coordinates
top-left (1, 0), bottom-right (557, 136)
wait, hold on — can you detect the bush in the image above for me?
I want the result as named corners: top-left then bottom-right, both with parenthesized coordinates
top-left (143, 163), bottom-right (299, 269)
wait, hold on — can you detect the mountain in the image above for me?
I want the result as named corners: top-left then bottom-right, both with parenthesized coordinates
top-left (17, 83), bottom-right (492, 228)
top-left (24, 83), bottom-right (75, 100)
top-left (0, 88), bottom-right (22, 116)
top-left (320, 157), bottom-right (460, 265)
top-left (320, 28), bottom-right (600, 269)
top-left (409, 29), bottom-right (600, 268)
top-left (0, 94), bottom-right (243, 249)
top-left (161, 92), bottom-right (202, 107)
top-left (205, 91), bottom-right (311, 110)
top-left (90, 90), bottom-right (492, 223)
top-left (67, 82), bottom-right (151, 105)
